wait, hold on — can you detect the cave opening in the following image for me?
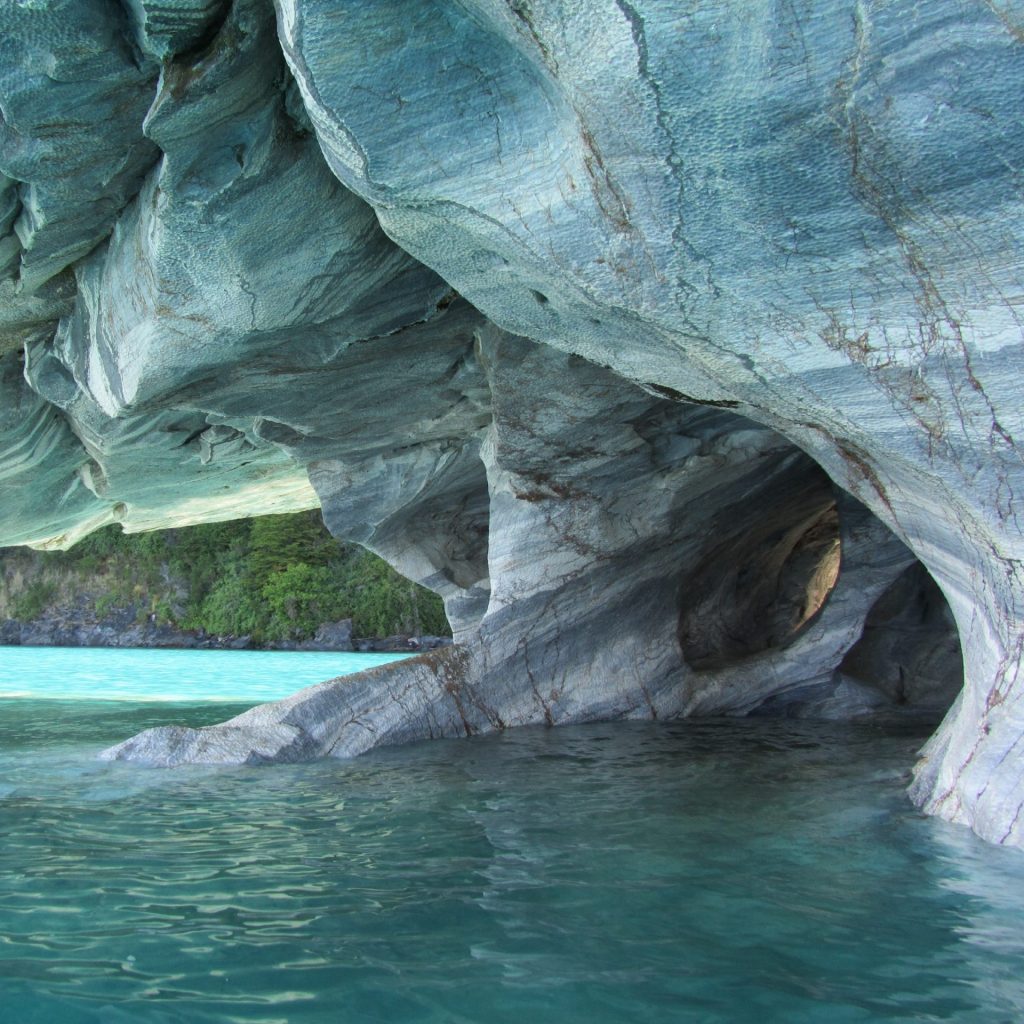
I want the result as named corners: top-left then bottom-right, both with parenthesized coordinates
top-left (662, 429), bottom-right (963, 724)
top-left (837, 563), bottom-right (964, 719)
top-left (677, 457), bottom-right (842, 672)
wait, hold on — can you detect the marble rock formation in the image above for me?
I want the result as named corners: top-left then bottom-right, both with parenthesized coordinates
top-left (1, 1), bottom-right (1021, 847)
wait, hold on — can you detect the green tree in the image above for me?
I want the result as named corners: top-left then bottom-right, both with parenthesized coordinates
top-left (334, 550), bottom-right (449, 637)
top-left (0, 510), bottom-right (451, 641)
top-left (248, 511), bottom-right (332, 583)
top-left (197, 573), bottom-right (267, 638)
top-left (261, 562), bottom-right (346, 640)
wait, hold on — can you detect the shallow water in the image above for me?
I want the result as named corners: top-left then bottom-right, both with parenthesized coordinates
top-left (0, 646), bottom-right (411, 702)
top-left (1, 660), bottom-right (1024, 1023)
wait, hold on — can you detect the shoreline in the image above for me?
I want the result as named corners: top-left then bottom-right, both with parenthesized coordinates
top-left (0, 618), bottom-right (452, 654)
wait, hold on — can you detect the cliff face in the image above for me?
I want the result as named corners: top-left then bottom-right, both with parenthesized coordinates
top-left (0, 1), bottom-right (1020, 846)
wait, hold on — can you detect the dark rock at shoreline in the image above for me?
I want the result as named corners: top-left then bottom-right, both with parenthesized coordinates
top-left (354, 633), bottom-right (452, 653)
top-left (0, 612), bottom-right (449, 654)
top-left (0, 614), bottom-right (204, 649)
top-left (295, 619), bottom-right (353, 652)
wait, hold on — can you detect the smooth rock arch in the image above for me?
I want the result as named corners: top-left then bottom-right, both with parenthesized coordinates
top-left (0, 0), bottom-right (1018, 846)
top-left (276, 0), bottom-right (1024, 846)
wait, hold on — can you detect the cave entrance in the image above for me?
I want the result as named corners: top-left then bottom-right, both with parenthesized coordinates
top-left (677, 457), bottom-right (842, 671)
top-left (671, 444), bottom-right (962, 723)
top-left (837, 563), bottom-right (963, 718)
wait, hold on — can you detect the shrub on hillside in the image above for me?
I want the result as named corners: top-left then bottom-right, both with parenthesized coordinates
top-left (12, 581), bottom-right (56, 620)
top-left (0, 511), bottom-right (451, 641)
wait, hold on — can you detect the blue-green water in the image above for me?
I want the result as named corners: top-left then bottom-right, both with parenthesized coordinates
top-left (0, 646), bottom-right (412, 701)
top-left (2, 653), bottom-right (1024, 1023)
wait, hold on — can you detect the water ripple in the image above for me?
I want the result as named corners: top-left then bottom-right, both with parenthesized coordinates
top-left (2, 706), bottom-right (1024, 1023)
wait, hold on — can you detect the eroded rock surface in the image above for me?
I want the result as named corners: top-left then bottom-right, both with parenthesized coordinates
top-left (1, 1), bottom-right (1021, 846)
top-left (103, 334), bottom-right (939, 769)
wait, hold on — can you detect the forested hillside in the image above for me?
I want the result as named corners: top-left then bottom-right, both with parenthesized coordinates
top-left (0, 512), bottom-right (449, 646)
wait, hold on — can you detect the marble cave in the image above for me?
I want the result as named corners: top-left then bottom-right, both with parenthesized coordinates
top-left (0, 0), bottom-right (1022, 850)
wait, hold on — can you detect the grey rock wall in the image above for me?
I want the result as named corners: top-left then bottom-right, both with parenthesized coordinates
top-left (103, 331), bottom-right (933, 765)
top-left (1, 1), bottom-right (1021, 846)
top-left (277, 0), bottom-right (1024, 846)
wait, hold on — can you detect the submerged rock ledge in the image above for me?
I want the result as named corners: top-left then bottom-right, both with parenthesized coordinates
top-left (1, 1), bottom-right (1022, 847)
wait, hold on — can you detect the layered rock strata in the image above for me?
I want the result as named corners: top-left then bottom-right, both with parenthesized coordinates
top-left (1, 1), bottom-right (1021, 846)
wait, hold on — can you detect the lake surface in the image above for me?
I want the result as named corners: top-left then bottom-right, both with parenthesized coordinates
top-left (1, 650), bottom-right (1024, 1023)
top-left (0, 646), bottom-right (412, 702)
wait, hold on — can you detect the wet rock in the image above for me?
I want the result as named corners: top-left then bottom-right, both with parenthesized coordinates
top-left (837, 565), bottom-right (964, 715)
top-left (279, 0), bottom-right (1024, 847)
top-left (101, 646), bottom-right (477, 765)
top-left (101, 334), bottom-right (940, 768)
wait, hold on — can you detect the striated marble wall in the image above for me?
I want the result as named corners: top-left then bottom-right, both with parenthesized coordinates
top-left (1, 1), bottom-right (1021, 846)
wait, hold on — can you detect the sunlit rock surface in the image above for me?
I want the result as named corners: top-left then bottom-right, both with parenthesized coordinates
top-left (2, 1), bottom-right (1022, 846)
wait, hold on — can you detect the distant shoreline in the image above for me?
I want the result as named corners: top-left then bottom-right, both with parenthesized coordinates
top-left (0, 618), bottom-right (452, 654)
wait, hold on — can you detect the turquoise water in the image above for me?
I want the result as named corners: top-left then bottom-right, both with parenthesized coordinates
top-left (2, 654), bottom-right (1024, 1022)
top-left (0, 646), bottom-right (412, 701)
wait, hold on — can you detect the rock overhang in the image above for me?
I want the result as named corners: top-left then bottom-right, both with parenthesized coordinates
top-left (0, 0), bottom-right (1020, 848)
